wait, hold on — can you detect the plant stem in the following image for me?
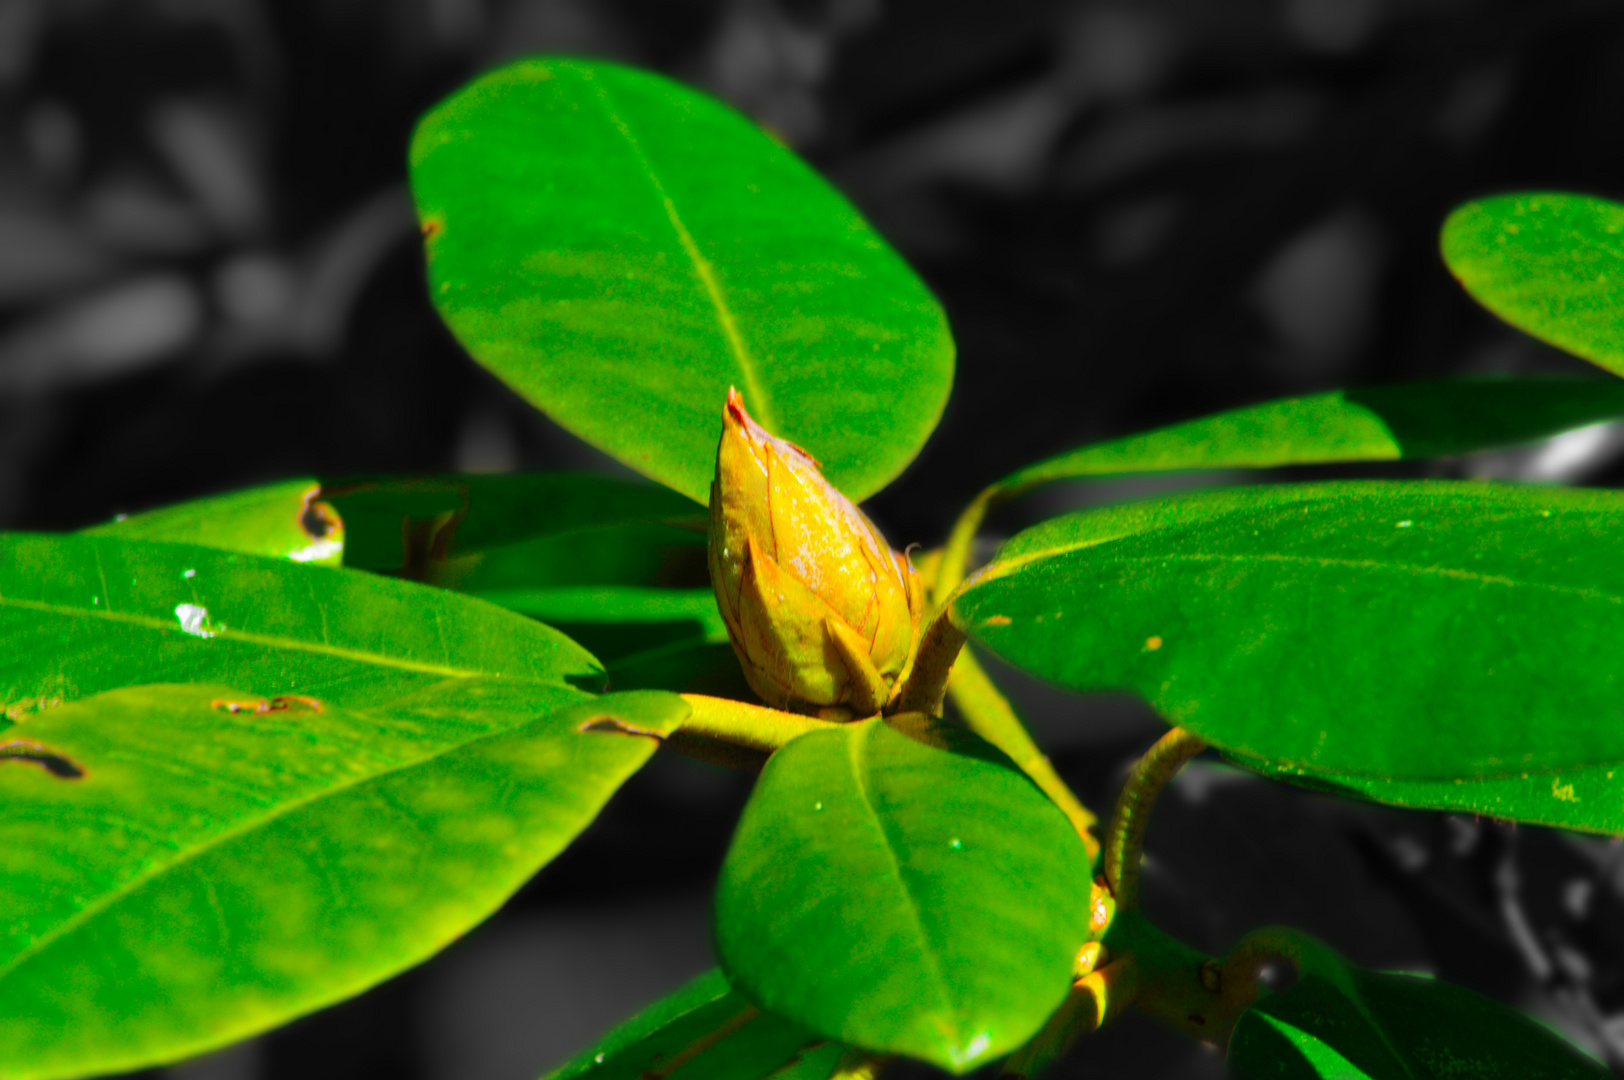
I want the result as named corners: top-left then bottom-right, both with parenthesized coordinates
top-left (677, 694), bottom-right (841, 752)
top-left (1103, 727), bottom-right (1208, 910)
top-left (892, 611), bottom-right (967, 715)
top-left (932, 484), bottom-right (998, 607)
top-left (1001, 955), bottom-right (1138, 1079)
top-left (946, 646), bottom-right (1099, 859)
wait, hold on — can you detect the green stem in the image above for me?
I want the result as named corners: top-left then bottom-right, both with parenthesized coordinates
top-left (677, 694), bottom-right (840, 752)
top-left (947, 647), bottom-right (1099, 859)
top-left (1102, 727), bottom-right (1208, 910)
top-left (933, 485), bottom-right (998, 608)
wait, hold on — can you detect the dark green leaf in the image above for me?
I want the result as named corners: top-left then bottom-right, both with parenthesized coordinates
top-left (322, 473), bottom-right (738, 696)
top-left (1237, 754), bottom-right (1624, 837)
top-left (994, 377), bottom-right (1624, 496)
top-left (473, 585), bottom-right (724, 662)
top-left (410, 58), bottom-right (954, 504)
top-left (445, 522), bottom-right (706, 594)
top-left (546, 967), bottom-right (822, 1080)
top-left (951, 481), bottom-right (1624, 779)
top-left (1442, 192), bottom-right (1624, 377)
top-left (84, 479), bottom-right (344, 567)
top-left (319, 472), bottom-right (701, 575)
top-left (1228, 934), bottom-right (1606, 1079)
top-left (0, 688), bottom-right (689, 1079)
top-left (714, 714), bottom-right (1093, 1073)
top-left (0, 533), bottom-right (603, 732)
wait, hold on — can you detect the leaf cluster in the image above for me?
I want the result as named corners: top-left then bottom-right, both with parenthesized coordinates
top-left (4, 59), bottom-right (1622, 1080)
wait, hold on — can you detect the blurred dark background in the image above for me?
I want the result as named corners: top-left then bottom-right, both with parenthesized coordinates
top-left (6, 0), bottom-right (1624, 1076)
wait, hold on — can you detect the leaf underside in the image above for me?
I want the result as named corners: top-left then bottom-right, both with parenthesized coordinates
top-left (546, 967), bottom-right (822, 1080)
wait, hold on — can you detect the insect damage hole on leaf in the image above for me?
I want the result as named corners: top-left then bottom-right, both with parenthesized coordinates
top-left (0, 739), bottom-right (86, 779)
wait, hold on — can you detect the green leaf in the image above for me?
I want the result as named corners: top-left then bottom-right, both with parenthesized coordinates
top-left (996, 377), bottom-right (1624, 495)
top-left (409, 58), bottom-right (954, 504)
top-left (1237, 755), bottom-right (1624, 837)
top-left (951, 481), bottom-right (1624, 780)
top-left (0, 533), bottom-right (603, 732)
top-left (1442, 192), bottom-right (1624, 377)
top-left (1228, 935), bottom-right (1606, 1079)
top-left (476, 585), bottom-right (724, 661)
top-left (0, 687), bottom-right (690, 1080)
top-left (321, 473), bottom-right (744, 697)
top-left (84, 479), bottom-right (345, 567)
top-left (714, 714), bottom-right (1094, 1073)
top-left (934, 376), bottom-right (1624, 602)
top-left (320, 471), bottom-right (701, 575)
top-left (546, 968), bottom-right (822, 1080)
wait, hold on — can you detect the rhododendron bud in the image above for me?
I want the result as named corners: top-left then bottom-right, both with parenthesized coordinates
top-left (708, 388), bottom-right (924, 716)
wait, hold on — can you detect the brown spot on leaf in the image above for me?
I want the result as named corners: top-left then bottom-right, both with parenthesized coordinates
top-left (983, 615), bottom-right (1012, 628)
top-left (1, 740), bottom-right (85, 779)
top-left (1145, 636), bottom-right (1163, 651)
top-left (213, 695), bottom-right (324, 715)
top-left (580, 716), bottom-right (664, 741)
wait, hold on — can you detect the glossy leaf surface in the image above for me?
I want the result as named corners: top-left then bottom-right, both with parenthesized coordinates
top-left (995, 377), bottom-right (1624, 495)
top-left (547, 968), bottom-right (820, 1080)
top-left (84, 479), bottom-right (344, 567)
top-left (410, 58), bottom-right (953, 504)
top-left (0, 533), bottom-right (603, 733)
top-left (1238, 754), bottom-right (1624, 836)
top-left (1228, 937), bottom-right (1606, 1079)
top-left (1, 688), bottom-right (690, 1079)
top-left (715, 714), bottom-right (1093, 1073)
top-left (952, 481), bottom-right (1624, 779)
top-left (1442, 193), bottom-right (1624, 376)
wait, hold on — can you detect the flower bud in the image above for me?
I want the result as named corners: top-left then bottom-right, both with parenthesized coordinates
top-left (708, 388), bottom-right (923, 716)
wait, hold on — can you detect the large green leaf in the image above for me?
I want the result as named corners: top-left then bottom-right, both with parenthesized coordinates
top-left (934, 377), bottom-right (1624, 599)
top-left (1228, 934), bottom-right (1606, 1079)
top-left (84, 478), bottom-right (344, 567)
top-left (1442, 192), bottom-right (1624, 376)
top-left (0, 688), bottom-right (690, 1079)
top-left (0, 532), bottom-right (603, 732)
top-left (714, 714), bottom-right (1094, 1073)
top-left (951, 481), bottom-right (1624, 780)
top-left (1238, 754), bottom-right (1624, 837)
top-left (409, 58), bottom-right (954, 504)
top-left (546, 968), bottom-right (822, 1080)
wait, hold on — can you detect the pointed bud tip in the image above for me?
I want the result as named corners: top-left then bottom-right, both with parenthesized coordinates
top-left (721, 389), bottom-right (821, 469)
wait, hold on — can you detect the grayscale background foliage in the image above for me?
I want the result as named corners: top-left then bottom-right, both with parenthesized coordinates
top-left (3, 1), bottom-right (1623, 1077)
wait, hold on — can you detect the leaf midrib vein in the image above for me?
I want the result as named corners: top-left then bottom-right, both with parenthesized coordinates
top-left (574, 65), bottom-right (776, 428)
top-left (0, 594), bottom-right (512, 680)
top-left (971, 547), bottom-right (1624, 607)
top-left (844, 721), bottom-right (962, 1036)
